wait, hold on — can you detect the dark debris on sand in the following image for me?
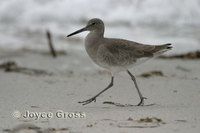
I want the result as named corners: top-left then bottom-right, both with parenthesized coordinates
top-left (140, 71), bottom-right (164, 78)
top-left (2, 124), bottom-right (69, 133)
top-left (159, 51), bottom-right (200, 59)
top-left (0, 61), bottom-right (52, 76)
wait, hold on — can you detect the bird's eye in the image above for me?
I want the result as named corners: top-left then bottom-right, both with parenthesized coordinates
top-left (92, 22), bottom-right (96, 25)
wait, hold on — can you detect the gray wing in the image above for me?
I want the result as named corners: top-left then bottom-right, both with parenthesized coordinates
top-left (97, 38), bottom-right (169, 66)
top-left (96, 39), bottom-right (152, 66)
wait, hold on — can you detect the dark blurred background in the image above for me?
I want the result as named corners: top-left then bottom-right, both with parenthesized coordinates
top-left (0, 0), bottom-right (200, 54)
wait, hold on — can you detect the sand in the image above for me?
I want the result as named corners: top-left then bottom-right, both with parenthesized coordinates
top-left (0, 48), bottom-right (200, 133)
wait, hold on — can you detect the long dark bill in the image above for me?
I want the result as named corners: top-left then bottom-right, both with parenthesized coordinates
top-left (67, 27), bottom-right (87, 37)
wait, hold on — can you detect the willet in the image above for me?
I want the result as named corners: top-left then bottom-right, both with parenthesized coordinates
top-left (67, 18), bottom-right (172, 106)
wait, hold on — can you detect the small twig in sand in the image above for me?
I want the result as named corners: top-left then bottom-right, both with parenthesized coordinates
top-left (46, 30), bottom-right (57, 58)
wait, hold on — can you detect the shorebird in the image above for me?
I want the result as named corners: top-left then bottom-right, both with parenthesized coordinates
top-left (67, 18), bottom-right (172, 106)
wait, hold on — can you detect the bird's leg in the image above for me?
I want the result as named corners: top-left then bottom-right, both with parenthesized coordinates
top-left (79, 76), bottom-right (114, 105)
top-left (127, 70), bottom-right (147, 106)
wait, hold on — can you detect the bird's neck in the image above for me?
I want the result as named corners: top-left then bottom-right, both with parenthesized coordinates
top-left (85, 30), bottom-right (104, 62)
top-left (85, 30), bottom-right (104, 46)
top-left (89, 30), bottom-right (104, 38)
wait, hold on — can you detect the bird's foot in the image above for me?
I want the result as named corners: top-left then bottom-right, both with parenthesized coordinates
top-left (78, 97), bottom-right (96, 105)
top-left (137, 97), bottom-right (147, 106)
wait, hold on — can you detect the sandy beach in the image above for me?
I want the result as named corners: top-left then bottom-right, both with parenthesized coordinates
top-left (1, 0), bottom-right (200, 132)
top-left (0, 48), bottom-right (200, 133)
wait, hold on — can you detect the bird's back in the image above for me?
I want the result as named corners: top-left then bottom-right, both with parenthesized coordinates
top-left (96, 38), bottom-right (171, 70)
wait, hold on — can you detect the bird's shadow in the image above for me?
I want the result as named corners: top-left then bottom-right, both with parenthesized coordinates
top-left (103, 101), bottom-right (156, 107)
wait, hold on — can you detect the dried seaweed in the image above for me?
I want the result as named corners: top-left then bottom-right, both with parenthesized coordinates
top-left (159, 51), bottom-right (200, 59)
top-left (117, 117), bottom-right (164, 128)
top-left (138, 117), bottom-right (163, 123)
top-left (31, 106), bottom-right (40, 108)
top-left (2, 124), bottom-right (70, 133)
top-left (140, 70), bottom-right (164, 78)
top-left (0, 61), bottom-right (52, 76)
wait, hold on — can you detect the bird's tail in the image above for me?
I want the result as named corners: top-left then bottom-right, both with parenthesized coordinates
top-left (153, 43), bottom-right (172, 56)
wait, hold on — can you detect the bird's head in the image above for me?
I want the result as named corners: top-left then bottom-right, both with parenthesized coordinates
top-left (67, 18), bottom-right (104, 37)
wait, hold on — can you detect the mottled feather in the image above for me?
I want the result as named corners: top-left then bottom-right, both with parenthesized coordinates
top-left (97, 38), bottom-right (171, 67)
